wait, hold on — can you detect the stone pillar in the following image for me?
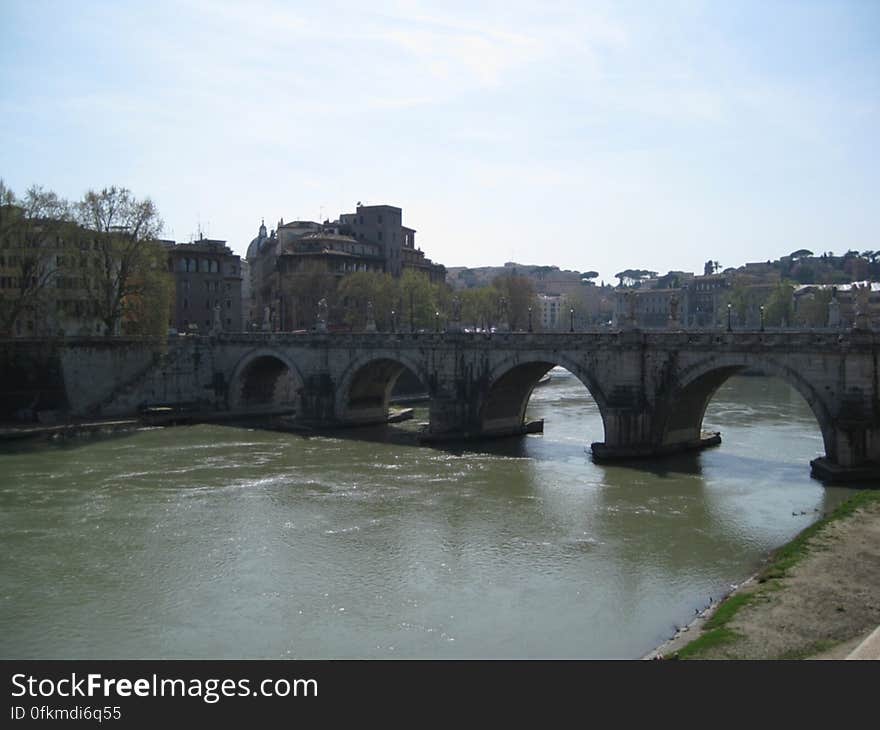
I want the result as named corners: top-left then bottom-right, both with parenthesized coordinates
top-left (296, 373), bottom-right (337, 426)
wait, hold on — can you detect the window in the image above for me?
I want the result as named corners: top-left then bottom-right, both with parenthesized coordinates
top-left (377, 231), bottom-right (383, 241)
top-left (378, 214), bottom-right (383, 224)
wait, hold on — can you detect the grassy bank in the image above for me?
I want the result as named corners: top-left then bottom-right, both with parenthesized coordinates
top-left (673, 489), bottom-right (880, 660)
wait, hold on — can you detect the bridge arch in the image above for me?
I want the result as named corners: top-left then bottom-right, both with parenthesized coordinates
top-left (481, 353), bottom-right (609, 437)
top-left (337, 352), bottom-right (429, 425)
top-left (228, 348), bottom-right (305, 412)
top-left (662, 353), bottom-right (834, 457)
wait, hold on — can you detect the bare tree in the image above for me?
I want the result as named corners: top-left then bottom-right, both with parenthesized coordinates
top-left (0, 182), bottom-right (73, 336)
top-left (75, 186), bottom-right (165, 336)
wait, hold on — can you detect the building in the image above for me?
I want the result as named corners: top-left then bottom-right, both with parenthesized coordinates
top-left (794, 282), bottom-right (880, 329)
top-left (165, 236), bottom-right (243, 334)
top-left (537, 293), bottom-right (564, 330)
top-left (0, 204), bottom-right (104, 336)
top-left (246, 203), bottom-right (445, 331)
top-left (239, 259), bottom-right (251, 331)
top-left (613, 286), bottom-right (684, 329)
top-left (612, 271), bottom-right (737, 329)
top-left (337, 204), bottom-right (444, 283)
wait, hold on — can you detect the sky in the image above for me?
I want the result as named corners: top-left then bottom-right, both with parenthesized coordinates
top-left (1, 0), bottom-right (878, 283)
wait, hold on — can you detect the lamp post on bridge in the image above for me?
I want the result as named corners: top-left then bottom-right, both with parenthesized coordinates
top-left (391, 309), bottom-right (396, 333)
top-left (435, 311), bottom-right (440, 333)
top-left (528, 306), bottom-right (533, 333)
top-left (727, 303), bottom-right (732, 332)
top-left (760, 305), bottom-right (765, 332)
top-left (569, 307), bottom-right (575, 333)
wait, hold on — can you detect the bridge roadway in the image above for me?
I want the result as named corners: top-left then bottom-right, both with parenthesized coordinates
top-left (56, 328), bottom-right (880, 481)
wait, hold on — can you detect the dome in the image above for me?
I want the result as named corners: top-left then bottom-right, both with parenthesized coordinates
top-left (245, 220), bottom-right (268, 260)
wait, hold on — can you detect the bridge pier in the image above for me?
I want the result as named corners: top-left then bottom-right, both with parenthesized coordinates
top-left (295, 373), bottom-right (337, 427)
top-left (590, 432), bottom-right (722, 461)
top-left (811, 420), bottom-right (880, 482)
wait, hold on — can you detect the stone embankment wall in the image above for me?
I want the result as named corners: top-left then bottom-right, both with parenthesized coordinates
top-left (0, 339), bottom-right (69, 421)
top-left (59, 337), bottom-right (221, 417)
top-left (0, 337), bottom-right (221, 422)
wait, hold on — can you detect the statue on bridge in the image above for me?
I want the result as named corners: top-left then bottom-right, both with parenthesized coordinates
top-left (623, 290), bottom-right (637, 330)
top-left (853, 283), bottom-right (871, 331)
top-left (316, 298), bottom-right (329, 333)
top-left (667, 294), bottom-right (680, 329)
top-left (365, 300), bottom-right (377, 333)
top-left (262, 306), bottom-right (271, 332)
top-left (212, 303), bottom-right (222, 335)
top-left (448, 296), bottom-right (463, 333)
top-left (497, 297), bottom-right (509, 332)
top-left (827, 287), bottom-right (841, 329)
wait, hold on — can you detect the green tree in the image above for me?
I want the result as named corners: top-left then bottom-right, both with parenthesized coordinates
top-left (460, 286), bottom-right (497, 330)
top-left (398, 270), bottom-right (438, 331)
top-left (764, 281), bottom-right (795, 327)
top-left (75, 186), bottom-right (165, 336)
top-left (337, 271), bottom-right (397, 330)
top-left (491, 273), bottom-right (535, 330)
top-left (794, 287), bottom-right (832, 327)
top-left (121, 242), bottom-right (174, 338)
top-left (0, 182), bottom-right (74, 335)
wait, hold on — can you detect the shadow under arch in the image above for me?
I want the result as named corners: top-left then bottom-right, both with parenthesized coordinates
top-left (663, 355), bottom-right (834, 459)
top-left (337, 353), bottom-right (429, 426)
top-left (481, 354), bottom-right (609, 440)
top-left (228, 348), bottom-right (305, 411)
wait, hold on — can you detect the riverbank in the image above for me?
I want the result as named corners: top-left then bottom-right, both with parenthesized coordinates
top-left (645, 489), bottom-right (880, 659)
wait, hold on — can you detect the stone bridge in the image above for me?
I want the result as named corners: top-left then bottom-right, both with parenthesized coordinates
top-left (56, 329), bottom-right (880, 480)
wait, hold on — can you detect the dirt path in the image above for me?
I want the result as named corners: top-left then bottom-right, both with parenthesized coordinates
top-left (646, 493), bottom-right (880, 660)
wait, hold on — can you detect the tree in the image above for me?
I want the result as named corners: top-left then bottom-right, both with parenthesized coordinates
top-left (794, 288), bottom-right (832, 328)
top-left (337, 271), bottom-right (396, 330)
top-left (75, 186), bottom-right (167, 336)
top-left (398, 270), bottom-right (439, 331)
top-left (491, 273), bottom-right (535, 330)
top-left (121, 243), bottom-right (175, 337)
top-left (615, 269), bottom-right (657, 287)
top-left (0, 182), bottom-right (73, 335)
top-left (763, 281), bottom-right (795, 327)
top-left (460, 286), bottom-right (497, 330)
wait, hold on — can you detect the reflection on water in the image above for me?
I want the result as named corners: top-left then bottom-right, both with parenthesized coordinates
top-left (0, 371), bottom-right (859, 659)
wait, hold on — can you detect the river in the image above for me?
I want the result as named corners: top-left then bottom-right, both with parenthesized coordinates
top-left (0, 372), bottom-right (861, 659)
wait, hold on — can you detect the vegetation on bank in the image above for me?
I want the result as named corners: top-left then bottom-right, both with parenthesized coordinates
top-left (1, 180), bottom-right (170, 338)
top-left (336, 269), bottom-right (538, 332)
top-left (674, 489), bottom-right (880, 660)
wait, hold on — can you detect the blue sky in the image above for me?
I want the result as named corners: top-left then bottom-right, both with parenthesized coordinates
top-left (1, 0), bottom-right (877, 282)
